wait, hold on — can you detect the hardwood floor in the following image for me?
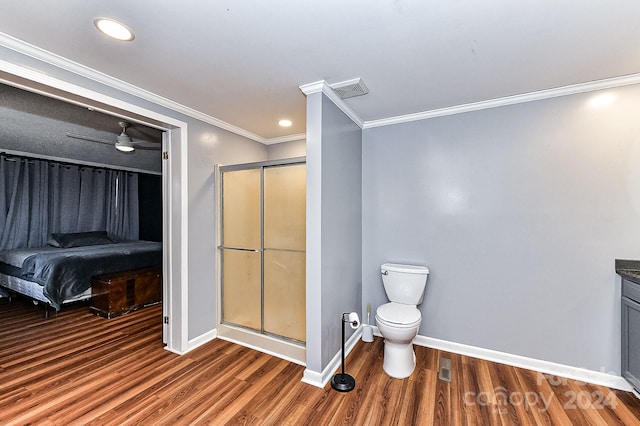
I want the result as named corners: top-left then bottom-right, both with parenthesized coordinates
top-left (2, 297), bottom-right (640, 425)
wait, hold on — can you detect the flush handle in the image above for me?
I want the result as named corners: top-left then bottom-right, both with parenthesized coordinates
top-left (381, 270), bottom-right (388, 275)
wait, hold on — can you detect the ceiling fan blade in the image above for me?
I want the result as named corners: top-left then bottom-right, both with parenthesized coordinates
top-left (132, 144), bottom-right (162, 151)
top-left (66, 132), bottom-right (114, 146)
top-left (67, 130), bottom-right (161, 152)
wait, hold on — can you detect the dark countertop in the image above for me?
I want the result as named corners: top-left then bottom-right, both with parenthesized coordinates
top-left (615, 259), bottom-right (640, 285)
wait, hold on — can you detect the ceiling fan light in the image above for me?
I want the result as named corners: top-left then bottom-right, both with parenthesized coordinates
top-left (115, 133), bottom-right (135, 152)
top-left (115, 122), bottom-right (135, 152)
top-left (115, 143), bottom-right (135, 152)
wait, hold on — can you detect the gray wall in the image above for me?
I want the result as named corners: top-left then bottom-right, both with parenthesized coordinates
top-left (266, 139), bottom-right (306, 160)
top-left (362, 84), bottom-right (640, 373)
top-left (306, 92), bottom-right (362, 373)
top-left (186, 121), bottom-right (268, 338)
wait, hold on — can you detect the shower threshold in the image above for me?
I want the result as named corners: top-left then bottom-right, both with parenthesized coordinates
top-left (217, 323), bottom-right (306, 366)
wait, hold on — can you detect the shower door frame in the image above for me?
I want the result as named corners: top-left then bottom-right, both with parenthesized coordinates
top-left (217, 157), bottom-right (306, 348)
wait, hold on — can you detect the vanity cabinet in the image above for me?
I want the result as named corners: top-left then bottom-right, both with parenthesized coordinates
top-left (621, 278), bottom-right (640, 392)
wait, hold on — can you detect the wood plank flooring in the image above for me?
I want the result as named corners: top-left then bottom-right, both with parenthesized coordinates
top-left (2, 297), bottom-right (640, 425)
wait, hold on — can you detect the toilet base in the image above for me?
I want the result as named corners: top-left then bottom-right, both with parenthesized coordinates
top-left (383, 340), bottom-right (417, 379)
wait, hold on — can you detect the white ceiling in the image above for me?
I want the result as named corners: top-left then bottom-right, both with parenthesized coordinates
top-left (1, 0), bottom-right (639, 141)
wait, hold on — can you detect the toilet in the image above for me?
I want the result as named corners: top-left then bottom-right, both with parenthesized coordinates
top-left (375, 262), bottom-right (429, 379)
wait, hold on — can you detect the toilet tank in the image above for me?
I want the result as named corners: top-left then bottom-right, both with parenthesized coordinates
top-left (381, 263), bottom-right (429, 305)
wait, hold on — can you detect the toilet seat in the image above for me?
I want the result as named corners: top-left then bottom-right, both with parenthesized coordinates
top-left (376, 302), bottom-right (421, 327)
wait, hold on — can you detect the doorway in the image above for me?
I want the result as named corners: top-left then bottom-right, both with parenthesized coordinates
top-left (0, 68), bottom-right (187, 353)
top-left (219, 159), bottom-right (306, 347)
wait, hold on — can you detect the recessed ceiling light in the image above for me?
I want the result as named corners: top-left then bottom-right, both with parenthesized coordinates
top-left (278, 119), bottom-right (293, 127)
top-left (94, 18), bottom-right (135, 41)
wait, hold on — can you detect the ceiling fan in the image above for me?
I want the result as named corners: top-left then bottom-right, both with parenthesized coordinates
top-left (66, 121), bottom-right (161, 152)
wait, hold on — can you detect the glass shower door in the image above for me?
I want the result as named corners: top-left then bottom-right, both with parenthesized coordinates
top-left (263, 164), bottom-right (306, 342)
top-left (220, 161), bottom-right (306, 343)
top-left (221, 169), bottom-right (262, 331)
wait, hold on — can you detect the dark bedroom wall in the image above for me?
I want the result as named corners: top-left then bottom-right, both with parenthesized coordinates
top-left (138, 174), bottom-right (162, 242)
top-left (0, 83), bottom-right (162, 173)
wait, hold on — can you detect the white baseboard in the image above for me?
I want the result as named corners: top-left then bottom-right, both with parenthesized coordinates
top-left (173, 325), bottom-right (632, 393)
top-left (163, 346), bottom-right (185, 356)
top-left (301, 369), bottom-right (324, 388)
top-left (185, 328), bottom-right (218, 353)
top-left (302, 327), bottom-right (363, 388)
top-left (369, 326), bottom-right (632, 392)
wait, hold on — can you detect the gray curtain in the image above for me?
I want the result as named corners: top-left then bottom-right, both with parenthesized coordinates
top-left (77, 167), bottom-right (108, 232)
top-left (0, 156), bottom-right (50, 249)
top-left (48, 163), bottom-right (81, 233)
top-left (0, 154), bottom-right (139, 251)
top-left (106, 170), bottom-right (139, 240)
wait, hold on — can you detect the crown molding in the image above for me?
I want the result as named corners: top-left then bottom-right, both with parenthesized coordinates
top-left (363, 72), bottom-right (640, 129)
top-left (0, 32), bottom-right (303, 145)
top-left (261, 133), bottom-right (306, 145)
top-left (6, 32), bottom-right (638, 139)
top-left (300, 80), bottom-right (364, 128)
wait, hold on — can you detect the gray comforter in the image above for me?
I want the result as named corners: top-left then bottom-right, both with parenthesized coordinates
top-left (2, 241), bottom-right (162, 310)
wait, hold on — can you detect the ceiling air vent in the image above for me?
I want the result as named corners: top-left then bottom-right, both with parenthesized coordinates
top-left (329, 78), bottom-right (369, 99)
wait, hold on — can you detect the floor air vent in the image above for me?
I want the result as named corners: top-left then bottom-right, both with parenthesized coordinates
top-left (438, 357), bottom-right (452, 382)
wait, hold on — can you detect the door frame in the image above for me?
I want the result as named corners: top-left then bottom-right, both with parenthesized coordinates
top-left (0, 58), bottom-right (190, 354)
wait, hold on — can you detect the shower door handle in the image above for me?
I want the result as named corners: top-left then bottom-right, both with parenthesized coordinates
top-left (218, 246), bottom-right (262, 253)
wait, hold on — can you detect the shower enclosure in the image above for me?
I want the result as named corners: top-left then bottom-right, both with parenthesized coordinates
top-left (219, 159), bottom-right (306, 344)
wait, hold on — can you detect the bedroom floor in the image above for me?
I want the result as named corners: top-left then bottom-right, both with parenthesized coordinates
top-left (1, 297), bottom-right (640, 425)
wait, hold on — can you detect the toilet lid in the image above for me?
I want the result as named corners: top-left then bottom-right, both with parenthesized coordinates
top-left (376, 303), bottom-right (421, 325)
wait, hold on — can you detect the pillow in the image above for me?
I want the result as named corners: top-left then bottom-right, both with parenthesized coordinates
top-left (47, 238), bottom-right (62, 248)
top-left (50, 231), bottom-right (114, 248)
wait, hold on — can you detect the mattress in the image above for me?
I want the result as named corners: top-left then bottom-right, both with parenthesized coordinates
top-left (0, 272), bottom-right (91, 304)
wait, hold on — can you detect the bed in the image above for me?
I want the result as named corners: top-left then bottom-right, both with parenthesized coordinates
top-left (0, 231), bottom-right (162, 313)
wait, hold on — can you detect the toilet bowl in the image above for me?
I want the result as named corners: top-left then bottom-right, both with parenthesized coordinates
top-left (376, 263), bottom-right (429, 379)
top-left (376, 302), bottom-right (422, 378)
